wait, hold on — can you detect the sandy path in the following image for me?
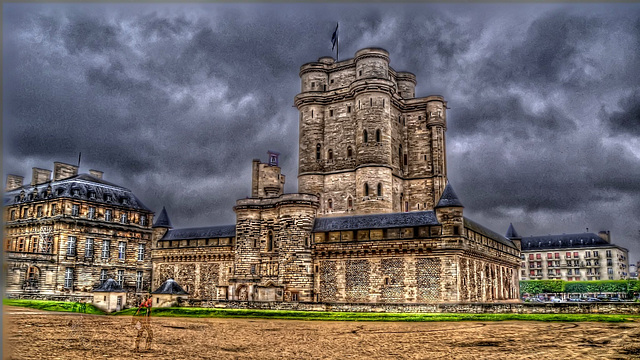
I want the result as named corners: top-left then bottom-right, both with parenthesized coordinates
top-left (4, 306), bottom-right (640, 359)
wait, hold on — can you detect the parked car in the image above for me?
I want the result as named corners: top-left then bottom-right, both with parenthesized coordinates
top-left (568, 298), bottom-right (582, 302)
top-left (586, 297), bottom-right (600, 302)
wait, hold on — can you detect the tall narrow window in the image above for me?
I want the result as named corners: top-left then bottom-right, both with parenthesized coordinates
top-left (347, 106), bottom-right (351, 113)
top-left (88, 207), bottom-right (96, 220)
top-left (364, 183), bottom-right (369, 197)
top-left (10, 210), bottom-right (15, 220)
top-left (370, 98), bottom-right (372, 106)
top-left (85, 238), bottom-right (94, 258)
top-left (118, 241), bottom-right (126, 260)
top-left (67, 236), bottom-right (76, 256)
top-left (329, 109), bottom-right (333, 116)
top-left (102, 240), bottom-right (110, 259)
top-left (72, 204), bottom-right (79, 216)
top-left (100, 269), bottom-right (107, 285)
top-left (51, 204), bottom-right (57, 216)
top-left (347, 146), bottom-right (353, 158)
top-left (399, 145), bottom-right (403, 165)
top-left (64, 268), bottom-right (74, 289)
top-left (376, 129), bottom-right (381, 143)
top-left (316, 144), bottom-right (321, 160)
top-left (377, 183), bottom-right (382, 197)
top-left (363, 130), bottom-right (368, 143)
top-left (348, 197), bottom-right (353, 209)
top-left (328, 199), bottom-right (333, 210)
top-left (120, 213), bottom-right (127, 224)
top-left (36, 206), bottom-right (43, 217)
top-left (404, 154), bottom-right (408, 166)
top-left (328, 149), bottom-right (333, 160)
top-left (136, 271), bottom-right (144, 291)
top-left (311, 109), bottom-right (314, 118)
top-left (140, 215), bottom-right (147, 226)
top-left (117, 270), bottom-right (124, 286)
top-left (105, 209), bottom-right (112, 222)
top-left (267, 231), bottom-right (274, 252)
top-left (138, 244), bottom-right (145, 261)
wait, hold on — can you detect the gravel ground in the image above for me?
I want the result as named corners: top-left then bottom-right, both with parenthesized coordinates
top-left (4, 305), bottom-right (640, 359)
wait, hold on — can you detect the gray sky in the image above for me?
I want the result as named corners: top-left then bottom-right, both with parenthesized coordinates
top-left (4, 3), bottom-right (640, 263)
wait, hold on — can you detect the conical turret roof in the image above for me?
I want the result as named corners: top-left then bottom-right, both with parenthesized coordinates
top-left (151, 278), bottom-right (187, 295)
top-left (435, 183), bottom-right (464, 208)
top-left (153, 206), bottom-right (172, 228)
top-left (93, 278), bottom-right (124, 292)
top-left (506, 223), bottom-right (520, 238)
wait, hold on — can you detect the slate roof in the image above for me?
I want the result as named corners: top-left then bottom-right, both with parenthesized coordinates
top-left (435, 183), bottom-right (464, 208)
top-left (521, 233), bottom-right (622, 251)
top-left (154, 206), bottom-right (172, 228)
top-left (3, 173), bottom-right (150, 211)
top-left (312, 211), bottom-right (439, 232)
top-left (161, 225), bottom-right (236, 240)
top-left (93, 278), bottom-right (124, 292)
top-left (464, 217), bottom-right (518, 249)
top-left (152, 278), bottom-right (188, 295)
top-left (505, 223), bottom-right (520, 239)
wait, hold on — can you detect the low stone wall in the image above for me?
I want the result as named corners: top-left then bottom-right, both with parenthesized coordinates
top-left (6, 293), bottom-right (93, 303)
top-left (179, 298), bottom-right (640, 315)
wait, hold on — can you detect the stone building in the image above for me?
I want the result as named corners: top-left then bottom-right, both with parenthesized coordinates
top-left (151, 48), bottom-right (521, 304)
top-left (511, 225), bottom-right (630, 281)
top-left (3, 162), bottom-right (154, 304)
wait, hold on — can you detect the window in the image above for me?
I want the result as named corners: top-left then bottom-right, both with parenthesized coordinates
top-left (328, 199), bottom-right (333, 210)
top-left (608, 268), bottom-right (613, 275)
top-left (404, 154), bottom-right (408, 166)
top-left (88, 207), bottom-right (96, 220)
top-left (359, 70), bottom-right (362, 76)
top-left (21, 208), bottom-right (28, 218)
top-left (36, 206), bottom-right (43, 217)
top-left (375, 129), bottom-right (381, 143)
top-left (607, 259), bottom-right (613, 266)
top-left (85, 238), bottom-right (94, 258)
top-left (347, 146), bottom-right (353, 158)
top-left (72, 204), bottom-right (79, 216)
top-left (566, 252), bottom-right (571, 258)
top-left (105, 209), bottom-right (112, 222)
top-left (329, 109), bottom-right (333, 116)
top-left (250, 264), bottom-right (256, 275)
top-left (536, 254), bottom-right (541, 259)
top-left (330, 79), bottom-right (334, 84)
top-left (547, 253), bottom-right (552, 259)
top-left (555, 253), bottom-right (560, 259)
top-left (89, 191), bottom-right (96, 200)
top-left (347, 106), bottom-right (351, 113)
top-left (140, 215), bottom-right (147, 226)
top-left (67, 236), bottom-right (76, 256)
top-left (568, 269), bottom-right (572, 275)
top-left (573, 252), bottom-right (579, 258)
top-left (328, 149), bottom-right (333, 160)
top-left (101, 240), bottom-right (110, 259)
top-left (120, 213), bottom-right (127, 224)
top-left (137, 244), bottom-right (145, 261)
top-left (585, 251), bottom-right (591, 258)
top-left (117, 270), bottom-right (124, 286)
top-left (347, 197), bottom-right (353, 209)
top-left (72, 188), bottom-right (80, 196)
top-left (364, 183), bottom-right (369, 197)
top-left (316, 144), bottom-right (321, 160)
top-left (10, 210), bottom-right (15, 220)
top-left (377, 183), bottom-right (382, 197)
top-left (311, 110), bottom-right (314, 118)
top-left (370, 98), bottom-right (372, 106)
top-left (311, 81), bottom-right (315, 88)
top-left (118, 241), bottom-right (126, 260)
top-left (51, 204), bottom-right (56, 216)
top-left (100, 269), bottom-right (107, 285)
top-left (363, 130), bottom-right (368, 143)
top-left (64, 268), bottom-right (74, 289)
top-left (593, 251), bottom-right (599, 257)
top-left (136, 271), bottom-right (144, 291)
top-left (548, 261), bottom-right (553, 267)
top-left (606, 250), bottom-right (612, 258)
top-left (529, 254), bottom-right (534, 260)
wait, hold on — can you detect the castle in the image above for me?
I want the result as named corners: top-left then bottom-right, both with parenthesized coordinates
top-left (4, 48), bottom-right (520, 305)
top-left (151, 48), bottom-right (521, 304)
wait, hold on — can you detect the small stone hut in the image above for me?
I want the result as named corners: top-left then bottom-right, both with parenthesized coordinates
top-left (92, 278), bottom-right (126, 313)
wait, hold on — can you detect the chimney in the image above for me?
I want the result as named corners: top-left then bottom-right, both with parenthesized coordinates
top-left (31, 167), bottom-right (52, 186)
top-left (53, 162), bottom-right (79, 181)
top-left (5, 175), bottom-right (24, 192)
top-left (597, 230), bottom-right (610, 243)
top-left (89, 169), bottom-right (104, 180)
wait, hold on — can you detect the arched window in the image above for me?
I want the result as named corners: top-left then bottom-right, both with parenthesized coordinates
top-left (347, 146), bottom-right (353, 158)
top-left (364, 183), bottom-right (369, 197)
top-left (377, 183), bottom-right (382, 197)
top-left (316, 144), bottom-right (321, 160)
top-left (328, 149), bottom-right (333, 161)
top-left (328, 199), bottom-right (333, 210)
top-left (363, 130), bottom-right (368, 143)
top-left (376, 129), bottom-right (381, 143)
top-left (267, 231), bottom-right (274, 251)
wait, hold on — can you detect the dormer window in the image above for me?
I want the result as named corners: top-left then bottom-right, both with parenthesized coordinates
top-left (105, 194), bottom-right (112, 202)
top-left (72, 189), bottom-right (80, 196)
top-left (122, 198), bottom-right (129, 206)
top-left (88, 191), bottom-right (96, 200)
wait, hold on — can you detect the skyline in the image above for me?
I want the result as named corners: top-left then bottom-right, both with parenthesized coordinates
top-left (4, 3), bottom-right (640, 262)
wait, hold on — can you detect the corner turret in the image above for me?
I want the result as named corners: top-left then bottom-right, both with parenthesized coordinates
top-left (152, 206), bottom-right (173, 246)
top-left (434, 182), bottom-right (464, 236)
top-left (505, 223), bottom-right (522, 250)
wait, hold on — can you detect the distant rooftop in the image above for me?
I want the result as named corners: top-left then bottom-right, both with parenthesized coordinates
top-left (313, 211), bottom-right (439, 232)
top-left (161, 225), bottom-right (236, 240)
top-left (521, 233), bottom-right (624, 251)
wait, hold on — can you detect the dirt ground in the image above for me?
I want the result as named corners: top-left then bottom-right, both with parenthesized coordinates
top-left (4, 306), bottom-right (640, 360)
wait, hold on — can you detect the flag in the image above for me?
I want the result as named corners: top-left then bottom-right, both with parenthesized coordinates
top-left (331, 23), bottom-right (338, 50)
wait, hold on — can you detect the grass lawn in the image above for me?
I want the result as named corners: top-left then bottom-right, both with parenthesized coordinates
top-left (3, 298), bottom-right (106, 315)
top-left (5, 299), bottom-right (639, 323)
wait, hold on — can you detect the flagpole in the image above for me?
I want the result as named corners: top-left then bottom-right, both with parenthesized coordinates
top-left (337, 24), bottom-right (339, 62)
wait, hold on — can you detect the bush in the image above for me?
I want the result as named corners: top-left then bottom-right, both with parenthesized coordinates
top-left (521, 280), bottom-right (639, 297)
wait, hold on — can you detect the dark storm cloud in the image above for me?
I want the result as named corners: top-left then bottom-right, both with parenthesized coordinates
top-left (4, 4), bottom-right (640, 260)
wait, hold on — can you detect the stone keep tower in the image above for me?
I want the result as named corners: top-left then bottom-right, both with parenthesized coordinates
top-left (295, 48), bottom-right (448, 217)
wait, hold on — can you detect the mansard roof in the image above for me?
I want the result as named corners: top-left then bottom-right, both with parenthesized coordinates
top-left (506, 223), bottom-right (520, 239)
top-left (521, 233), bottom-right (623, 251)
top-left (93, 278), bottom-right (124, 292)
top-left (3, 173), bottom-right (151, 211)
top-left (152, 278), bottom-right (188, 295)
top-left (435, 183), bottom-right (464, 209)
top-left (161, 225), bottom-right (236, 240)
top-left (312, 211), bottom-right (439, 232)
top-left (464, 217), bottom-right (518, 249)
top-left (153, 206), bottom-right (172, 228)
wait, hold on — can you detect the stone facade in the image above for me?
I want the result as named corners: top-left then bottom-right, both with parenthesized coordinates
top-left (149, 48), bottom-right (521, 305)
top-left (4, 163), bottom-right (154, 307)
